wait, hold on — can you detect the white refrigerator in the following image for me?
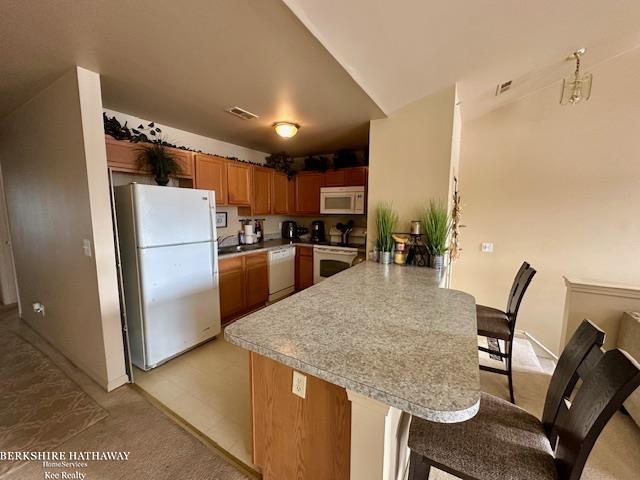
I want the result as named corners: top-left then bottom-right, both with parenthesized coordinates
top-left (114, 183), bottom-right (221, 371)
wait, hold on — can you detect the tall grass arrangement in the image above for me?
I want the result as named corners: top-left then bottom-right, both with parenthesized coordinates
top-left (137, 141), bottom-right (181, 185)
top-left (375, 203), bottom-right (398, 252)
top-left (421, 199), bottom-right (451, 256)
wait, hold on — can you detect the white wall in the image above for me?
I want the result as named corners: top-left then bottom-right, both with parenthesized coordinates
top-left (453, 47), bottom-right (640, 354)
top-left (103, 109), bottom-right (268, 164)
top-left (367, 86), bottom-right (457, 249)
top-left (0, 164), bottom-right (18, 305)
top-left (0, 67), bottom-right (127, 390)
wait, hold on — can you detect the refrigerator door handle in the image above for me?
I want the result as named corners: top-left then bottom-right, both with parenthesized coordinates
top-left (212, 240), bottom-right (219, 276)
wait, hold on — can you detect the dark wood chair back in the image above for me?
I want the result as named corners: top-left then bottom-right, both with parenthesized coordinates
top-left (554, 348), bottom-right (640, 480)
top-left (506, 261), bottom-right (530, 305)
top-left (541, 320), bottom-right (606, 438)
top-left (505, 263), bottom-right (536, 324)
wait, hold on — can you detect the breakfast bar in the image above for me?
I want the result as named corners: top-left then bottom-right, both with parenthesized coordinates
top-left (225, 262), bottom-right (480, 480)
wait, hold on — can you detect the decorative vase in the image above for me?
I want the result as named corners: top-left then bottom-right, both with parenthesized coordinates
top-left (155, 176), bottom-right (169, 186)
top-left (429, 254), bottom-right (445, 269)
top-left (380, 251), bottom-right (393, 264)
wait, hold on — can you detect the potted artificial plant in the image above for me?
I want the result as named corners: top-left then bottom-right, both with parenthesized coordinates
top-left (375, 202), bottom-right (398, 264)
top-left (421, 199), bottom-right (452, 269)
top-left (137, 141), bottom-right (181, 186)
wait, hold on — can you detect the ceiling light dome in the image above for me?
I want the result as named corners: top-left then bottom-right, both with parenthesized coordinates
top-left (274, 122), bottom-right (299, 138)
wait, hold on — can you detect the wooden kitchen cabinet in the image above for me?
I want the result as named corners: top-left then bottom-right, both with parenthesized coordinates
top-left (227, 163), bottom-right (252, 206)
top-left (245, 252), bottom-right (269, 310)
top-left (295, 172), bottom-right (323, 214)
top-left (251, 352), bottom-right (351, 480)
top-left (252, 166), bottom-right (272, 215)
top-left (105, 136), bottom-right (148, 174)
top-left (271, 171), bottom-right (290, 214)
top-left (194, 154), bottom-right (228, 204)
top-left (321, 167), bottom-right (368, 188)
top-left (219, 252), bottom-right (269, 324)
top-left (167, 147), bottom-right (194, 179)
top-left (344, 167), bottom-right (369, 187)
top-left (295, 246), bottom-right (314, 291)
top-left (344, 167), bottom-right (367, 187)
top-left (219, 257), bottom-right (245, 321)
top-left (105, 136), bottom-right (194, 179)
top-left (288, 176), bottom-right (296, 214)
top-left (323, 169), bottom-right (346, 187)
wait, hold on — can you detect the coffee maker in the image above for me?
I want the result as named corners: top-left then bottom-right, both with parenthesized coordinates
top-left (281, 221), bottom-right (297, 240)
top-left (311, 220), bottom-right (326, 243)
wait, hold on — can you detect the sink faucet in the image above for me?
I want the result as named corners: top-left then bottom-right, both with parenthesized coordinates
top-left (217, 235), bottom-right (236, 247)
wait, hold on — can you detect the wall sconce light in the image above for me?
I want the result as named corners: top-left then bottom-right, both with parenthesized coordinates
top-left (560, 48), bottom-right (592, 105)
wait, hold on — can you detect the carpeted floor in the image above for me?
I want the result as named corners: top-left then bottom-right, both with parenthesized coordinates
top-left (0, 306), bottom-right (253, 480)
top-left (0, 333), bottom-right (108, 477)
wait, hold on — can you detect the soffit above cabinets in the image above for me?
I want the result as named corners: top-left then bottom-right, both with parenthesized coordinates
top-left (0, 0), bottom-right (384, 156)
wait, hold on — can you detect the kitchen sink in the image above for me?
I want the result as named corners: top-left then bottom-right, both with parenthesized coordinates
top-left (218, 244), bottom-right (264, 256)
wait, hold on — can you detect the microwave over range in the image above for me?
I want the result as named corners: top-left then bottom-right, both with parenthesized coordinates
top-left (320, 186), bottom-right (366, 215)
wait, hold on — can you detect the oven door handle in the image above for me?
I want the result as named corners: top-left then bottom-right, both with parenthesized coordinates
top-left (315, 249), bottom-right (357, 256)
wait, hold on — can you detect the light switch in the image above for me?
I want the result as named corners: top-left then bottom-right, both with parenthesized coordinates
top-left (481, 242), bottom-right (494, 253)
top-left (292, 371), bottom-right (307, 399)
top-left (83, 239), bottom-right (92, 257)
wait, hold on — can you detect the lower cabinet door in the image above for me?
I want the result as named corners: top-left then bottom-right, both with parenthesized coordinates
top-left (295, 247), bottom-right (314, 291)
top-left (245, 253), bottom-right (269, 310)
top-left (219, 258), bottom-right (245, 323)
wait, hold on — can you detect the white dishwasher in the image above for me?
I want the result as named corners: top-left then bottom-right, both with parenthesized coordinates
top-left (268, 247), bottom-right (296, 303)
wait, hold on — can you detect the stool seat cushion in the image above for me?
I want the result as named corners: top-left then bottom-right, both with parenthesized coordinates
top-left (408, 393), bottom-right (557, 480)
top-left (476, 304), bottom-right (511, 340)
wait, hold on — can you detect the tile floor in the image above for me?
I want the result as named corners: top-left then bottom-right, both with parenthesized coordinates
top-left (133, 334), bottom-right (253, 467)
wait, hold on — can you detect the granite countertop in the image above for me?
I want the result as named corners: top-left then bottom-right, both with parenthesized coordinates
top-left (218, 238), bottom-right (365, 258)
top-left (225, 262), bottom-right (480, 423)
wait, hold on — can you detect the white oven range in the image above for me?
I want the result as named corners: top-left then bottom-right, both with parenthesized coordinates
top-left (313, 245), bottom-right (359, 284)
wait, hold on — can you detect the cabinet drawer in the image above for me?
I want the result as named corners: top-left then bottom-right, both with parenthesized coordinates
top-left (245, 251), bottom-right (268, 267)
top-left (219, 256), bottom-right (243, 273)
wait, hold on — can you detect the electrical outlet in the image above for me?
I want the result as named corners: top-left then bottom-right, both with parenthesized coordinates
top-left (292, 371), bottom-right (307, 399)
top-left (83, 239), bottom-right (92, 257)
top-left (481, 242), bottom-right (494, 253)
top-left (32, 302), bottom-right (45, 316)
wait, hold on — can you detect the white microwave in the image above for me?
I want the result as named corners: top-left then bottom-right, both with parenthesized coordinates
top-left (320, 186), bottom-right (366, 215)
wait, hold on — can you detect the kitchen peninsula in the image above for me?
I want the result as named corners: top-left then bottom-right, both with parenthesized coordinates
top-left (225, 262), bottom-right (480, 480)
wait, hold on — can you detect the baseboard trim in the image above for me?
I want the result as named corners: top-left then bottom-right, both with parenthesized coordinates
top-left (107, 374), bottom-right (130, 392)
top-left (515, 329), bottom-right (558, 361)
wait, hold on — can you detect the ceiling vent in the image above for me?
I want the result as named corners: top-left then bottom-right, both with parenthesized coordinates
top-left (225, 106), bottom-right (259, 120)
top-left (495, 80), bottom-right (513, 96)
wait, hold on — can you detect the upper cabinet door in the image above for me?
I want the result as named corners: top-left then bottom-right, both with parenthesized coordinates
top-left (253, 166), bottom-right (272, 215)
top-left (194, 154), bottom-right (228, 205)
top-left (295, 172), bottom-right (323, 214)
top-left (167, 147), bottom-right (194, 179)
top-left (345, 167), bottom-right (368, 187)
top-left (227, 163), bottom-right (252, 206)
top-left (323, 170), bottom-right (346, 187)
top-left (271, 171), bottom-right (289, 214)
top-left (105, 136), bottom-right (148, 174)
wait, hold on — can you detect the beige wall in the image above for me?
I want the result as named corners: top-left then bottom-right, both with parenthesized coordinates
top-left (453, 47), bottom-right (640, 354)
top-left (367, 86), bottom-right (457, 249)
top-left (0, 67), bottom-right (127, 390)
